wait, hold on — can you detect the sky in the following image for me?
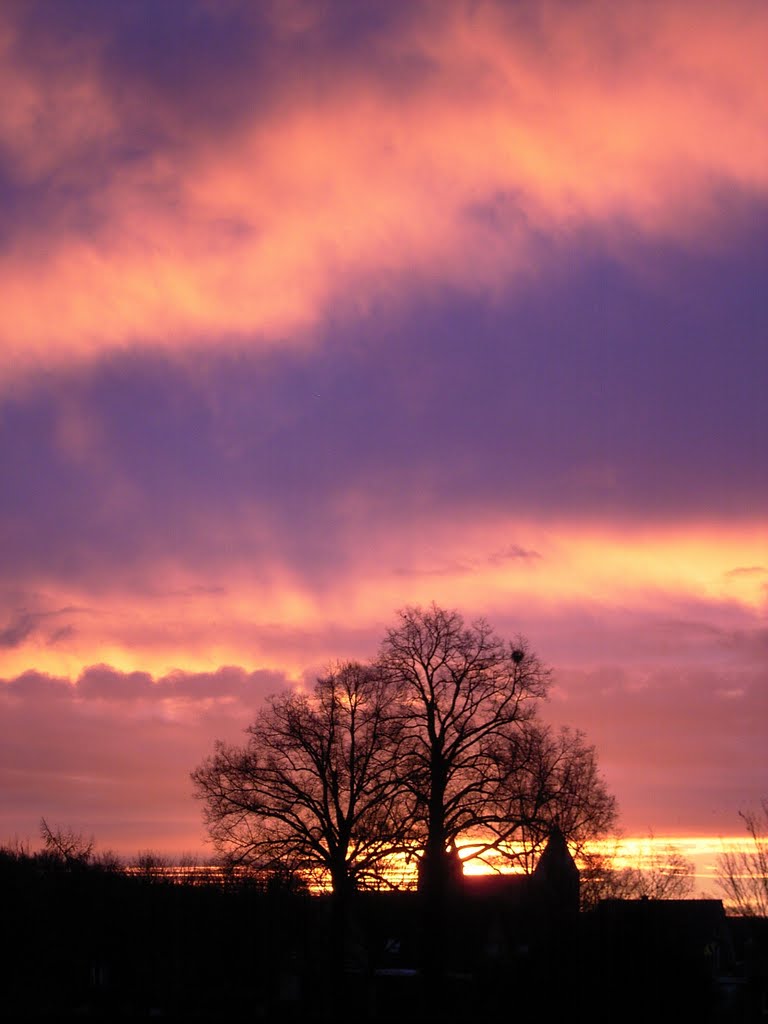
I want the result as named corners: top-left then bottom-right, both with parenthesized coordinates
top-left (1, 0), bottom-right (766, 866)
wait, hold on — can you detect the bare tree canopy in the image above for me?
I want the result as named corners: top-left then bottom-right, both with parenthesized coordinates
top-left (193, 605), bottom-right (617, 897)
top-left (39, 818), bottom-right (95, 866)
top-left (378, 605), bottom-right (537, 890)
top-left (579, 836), bottom-right (695, 911)
top-left (192, 661), bottom-right (409, 895)
top-left (473, 724), bottom-right (618, 873)
top-left (716, 800), bottom-right (768, 917)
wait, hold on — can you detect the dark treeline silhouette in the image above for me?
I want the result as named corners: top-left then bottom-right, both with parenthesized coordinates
top-left (3, 827), bottom-right (766, 1021)
top-left (0, 831), bottom-right (318, 1019)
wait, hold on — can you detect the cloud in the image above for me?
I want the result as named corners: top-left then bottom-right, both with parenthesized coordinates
top-left (74, 663), bottom-right (288, 704)
top-left (2, 663), bottom-right (289, 708)
top-left (546, 663), bottom-right (767, 833)
top-left (0, 659), bottom-right (294, 852)
top-left (2, 595), bottom-right (765, 848)
top-left (0, 0), bottom-right (766, 378)
top-left (76, 664), bottom-right (155, 702)
top-left (0, 606), bottom-right (87, 650)
top-left (2, 285), bottom-right (765, 612)
top-left (488, 545), bottom-right (541, 565)
top-left (0, 0), bottom-right (765, 854)
top-left (0, 516), bottom-right (764, 689)
top-left (3, 670), bottom-right (73, 702)
top-left (394, 544), bottom-right (540, 579)
top-left (0, 612), bottom-right (38, 649)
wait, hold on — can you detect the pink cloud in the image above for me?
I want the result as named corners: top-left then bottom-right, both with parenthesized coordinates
top-left (0, 0), bottom-right (764, 856)
top-left (546, 663), bottom-right (767, 834)
top-left (0, 0), bottom-right (766, 378)
top-left (0, 663), bottom-right (290, 854)
top-left (1, 518), bottom-right (764, 679)
top-left (2, 595), bottom-right (763, 852)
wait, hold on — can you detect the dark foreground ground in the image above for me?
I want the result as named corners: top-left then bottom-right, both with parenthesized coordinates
top-left (1, 855), bottom-right (765, 1021)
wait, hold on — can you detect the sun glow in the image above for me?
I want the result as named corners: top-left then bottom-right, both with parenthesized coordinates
top-left (452, 834), bottom-right (758, 903)
top-left (579, 834), bottom-right (754, 898)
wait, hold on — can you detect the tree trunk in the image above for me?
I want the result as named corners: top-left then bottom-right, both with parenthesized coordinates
top-left (327, 869), bottom-right (356, 1017)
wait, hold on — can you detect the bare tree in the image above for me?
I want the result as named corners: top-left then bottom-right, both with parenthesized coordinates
top-left (716, 799), bottom-right (768, 917)
top-left (473, 724), bottom-right (618, 873)
top-left (130, 849), bottom-right (172, 882)
top-left (579, 835), bottom-right (694, 910)
top-left (376, 604), bottom-right (551, 894)
top-left (579, 848), bottom-right (645, 911)
top-left (194, 605), bottom-right (617, 908)
top-left (633, 838), bottom-right (695, 899)
top-left (39, 818), bottom-right (94, 867)
top-left (192, 661), bottom-right (409, 898)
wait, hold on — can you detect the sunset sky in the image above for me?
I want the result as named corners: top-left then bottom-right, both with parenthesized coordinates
top-left (1, 0), bottom-right (766, 872)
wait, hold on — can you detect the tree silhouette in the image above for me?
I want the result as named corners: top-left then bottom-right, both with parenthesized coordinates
top-left (579, 835), bottom-right (694, 910)
top-left (192, 661), bottom-right (409, 897)
top-left (39, 818), bottom-right (94, 867)
top-left (470, 723), bottom-right (617, 873)
top-left (194, 605), bottom-right (617, 903)
top-left (716, 799), bottom-right (768, 916)
top-left (376, 604), bottom-right (551, 895)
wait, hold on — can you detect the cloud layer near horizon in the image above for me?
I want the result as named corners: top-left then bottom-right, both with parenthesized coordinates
top-left (1, 0), bottom-right (766, 854)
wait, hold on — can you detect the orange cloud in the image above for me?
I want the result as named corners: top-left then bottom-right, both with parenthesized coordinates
top-left (3, 507), bottom-right (765, 847)
top-left (0, 0), bottom-right (766, 379)
top-left (2, 516), bottom-right (764, 681)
